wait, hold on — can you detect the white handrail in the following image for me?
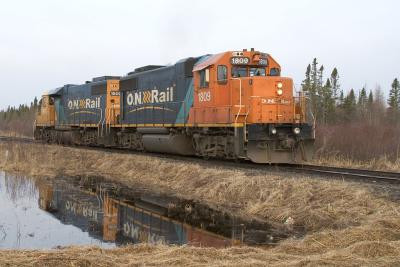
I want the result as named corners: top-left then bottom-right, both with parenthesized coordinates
top-left (231, 78), bottom-right (243, 125)
top-left (101, 108), bottom-right (106, 137)
top-left (97, 108), bottom-right (103, 137)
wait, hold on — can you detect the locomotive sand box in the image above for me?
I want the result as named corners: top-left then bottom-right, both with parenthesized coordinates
top-left (34, 49), bottom-right (314, 163)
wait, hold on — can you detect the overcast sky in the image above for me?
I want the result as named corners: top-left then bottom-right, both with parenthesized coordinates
top-left (0, 0), bottom-right (399, 110)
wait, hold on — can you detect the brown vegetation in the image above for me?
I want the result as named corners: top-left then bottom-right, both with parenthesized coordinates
top-left (0, 141), bottom-right (400, 266)
top-left (314, 122), bottom-right (400, 171)
top-left (1, 236), bottom-right (400, 267)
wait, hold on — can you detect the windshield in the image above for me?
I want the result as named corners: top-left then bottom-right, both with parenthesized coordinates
top-left (249, 68), bottom-right (266, 77)
top-left (231, 66), bottom-right (266, 78)
top-left (231, 67), bottom-right (247, 78)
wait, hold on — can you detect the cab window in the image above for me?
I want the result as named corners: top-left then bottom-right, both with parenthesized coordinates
top-left (249, 67), bottom-right (266, 77)
top-left (217, 65), bottom-right (227, 82)
top-left (270, 68), bottom-right (280, 76)
top-left (41, 97), bottom-right (48, 107)
top-left (231, 67), bottom-right (247, 78)
top-left (38, 99), bottom-right (42, 114)
top-left (199, 69), bottom-right (209, 88)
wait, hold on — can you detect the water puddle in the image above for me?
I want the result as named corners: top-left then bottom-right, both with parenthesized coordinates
top-left (0, 172), bottom-right (293, 249)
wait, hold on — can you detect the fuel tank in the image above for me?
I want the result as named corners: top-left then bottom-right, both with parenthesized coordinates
top-left (137, 127), bottom-right (170, 134)
top-left (142, 134), bottom-right (195, 155)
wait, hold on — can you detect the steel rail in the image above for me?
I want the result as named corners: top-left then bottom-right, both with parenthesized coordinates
top-left (292, 164), bottom-right (400, 183)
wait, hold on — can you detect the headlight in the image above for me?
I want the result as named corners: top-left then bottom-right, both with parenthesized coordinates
top-left (277, 82), bottom-right (283, 89)
top-left (271, 127), bottom-right (277, 135)
top-left (293, 127), bottom-right (301, 135)
top-left (277, 89), bottom-right (283, 96)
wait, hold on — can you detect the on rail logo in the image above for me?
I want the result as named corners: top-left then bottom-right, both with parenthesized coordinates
top-left (126, 86), bottom-right (174, 106)
top-left (65, 200), bottom-right (98, 221)
top-left (123, 221), bottom-right (166, 244)
top-left (67, 96), bottom-right (101, 110)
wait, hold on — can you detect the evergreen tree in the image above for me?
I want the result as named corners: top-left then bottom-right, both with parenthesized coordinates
top-left (301, 59), bottom-right (341, 124)
top-left (318, 65), bottom-right (324, 89)
top-left (358, 88), bottom-right (367, 107)
top-left (343, 89), bottom-right (357, 121)
top-left (338, 90), bottom-right (344, 107)
top-left (358, 87), bottom-right (368, 119)
top-left (366, 90), bottom-right (374, 124)
top-left (310, 58), bottom-right (318, 95)
top-left (307, 58), bottom-right (321, 121)
top-left (301, 64), bottom-right (312, 93)
top-left (387, 78), bottom-right (400, 123)
top-left (322, 78), bottom-right (335, 124)
top-left (330, 68), bottom-right (340, 101)
top-left (368, 90), bottom-right (373, 107)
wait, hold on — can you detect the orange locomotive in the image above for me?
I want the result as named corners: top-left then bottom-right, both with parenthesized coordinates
top-left (35, 49), bottom-right (314, 163)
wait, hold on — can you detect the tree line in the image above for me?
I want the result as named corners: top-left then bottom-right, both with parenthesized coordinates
top-left (0, 97), bottom-right (39, 137)
top-left (301, 58), bottom-right (398, 126)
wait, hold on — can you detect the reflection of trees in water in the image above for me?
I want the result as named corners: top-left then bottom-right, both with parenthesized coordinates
top-left (3, 173), bottom-right (38, 204)
top-left (0, 172), bottom-right (40, 248)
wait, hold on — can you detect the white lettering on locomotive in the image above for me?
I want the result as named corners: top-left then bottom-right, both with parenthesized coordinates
top-left (123, 221), bottom-right (166, 244)
top-left (65, 200), bottom-right (98, 221)
top-left (67, 96), bottom-right (101, 110)
top-left (126, 86), bottom-right (174, 106)
top-left (198, 91), bottom-right (211, 102)
top-left (261, 98), bottom-right (290, 105)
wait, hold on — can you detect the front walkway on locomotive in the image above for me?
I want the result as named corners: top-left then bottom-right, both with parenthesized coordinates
top-left (189, 49), bottom-right (315, 163)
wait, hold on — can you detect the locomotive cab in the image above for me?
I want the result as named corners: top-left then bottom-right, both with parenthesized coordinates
top-left (36, 94), bottom-right (56, 126)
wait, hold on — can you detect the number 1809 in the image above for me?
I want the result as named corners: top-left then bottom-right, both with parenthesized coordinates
top-left (198, 91), bottom-right (211, 102)
top-left (230, 57), bottom-right (249, 65)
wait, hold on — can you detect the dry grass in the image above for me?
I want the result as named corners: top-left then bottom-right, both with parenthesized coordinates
top-left (0, 141), bottom-right (400, 266)
top-left (1, 236), bottom-right (399, 267)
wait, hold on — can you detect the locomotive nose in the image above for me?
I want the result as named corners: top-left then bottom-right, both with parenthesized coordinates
top-left (249, 78), bottom-right (294, 124)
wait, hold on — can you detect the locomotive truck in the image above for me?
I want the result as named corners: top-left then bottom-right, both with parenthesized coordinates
top-left (34, 49), bottom-right (315, 163)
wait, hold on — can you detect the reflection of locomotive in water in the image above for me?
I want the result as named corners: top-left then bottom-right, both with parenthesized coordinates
top-left (35, 49), bottom-right (314, 163)
top-left (38, 180), bottom-right (233, 247)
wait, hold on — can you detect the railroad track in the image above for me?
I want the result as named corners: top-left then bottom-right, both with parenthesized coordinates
top-left (0, 135), bottom-right (37, 143)
top-left (290, 164), bottom-right (400, 184)
top-left (1, 135), bottom-right (400, 184)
